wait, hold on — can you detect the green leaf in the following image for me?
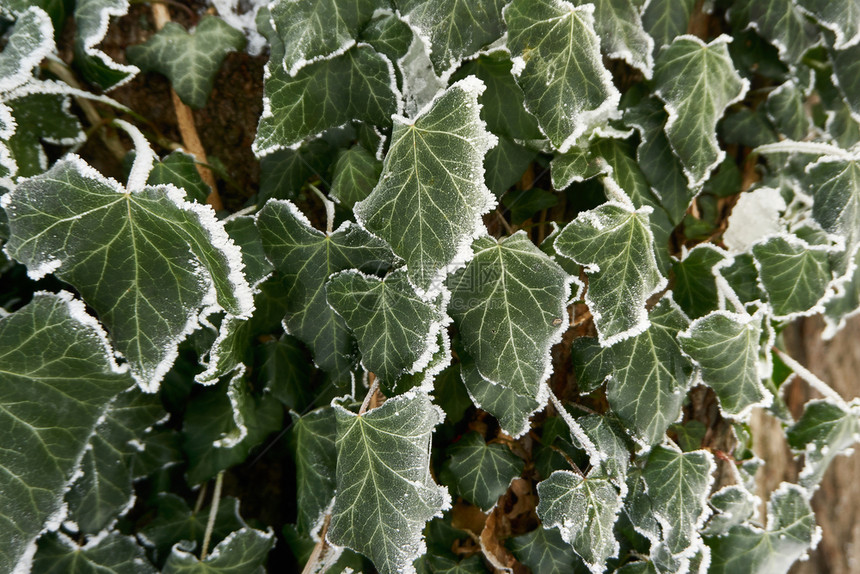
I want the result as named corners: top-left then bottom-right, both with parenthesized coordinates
top-left (330, 145), bottom-right (382, 209)
top-left (224, 215), bottom-right (273, 289)
top-left (671, 244), bottom-right (727, 319)
top-left (796, 0), bottom-right (860, 50)
top-left (447, 232), bottom-right (571, 398)
top-left (254, 46), bottom-right (398, 155)
top-left (32, 531), bottom-right (155, 574)
top-left (328, 392), bottom-right (451, 574)
top-left (504, 0), bottom-right (621, 152)
top-left (432, 364), bottom-right (472, 425)
top-left (574, 414), bottom-right (632, 484)
top-left (5, 93), bottom-right (84, 178)
top-left (748, 0), bottom-right (818, 67)
top-left (830, 42), bottom-right (860, 124)
top-left (787, 398), bottom-right (860, 488)
top-left (162, 527), bottom-right (275, 574)
top-left (537, 470), bottom-right (622, 573)
top-left (0, 7), bottom-right (55, 94)
top-left (641, 445), bottom-right (714, 557)
top-left (641, 0), bottom-right (696, 50)
top-left (127, 17), bottom-right (244, 109)
top-left (423, 555), bottom-right (488, 574)
top-left (256, 199), bottom-right (398, 382)
top-left (258, 335), bottom-right (311, 410)
top-left (73, 0), bottom-right (138, 89)
top-left (507, 526), bottom-right (581, 574)
top-left (485, 138), bottom-right (538, 196)
top-left (148, 151), bottom-right (211, 204)
top-left (570, 337), bottom-right (613, 393)
top-left (550, 146), bottom-right (606, 190)
top-left (679, 310), bottom-right (770, 418)
top-left (398, 0), bottom-right (506, 76)
top-left (573, 0), bottom-right (654, 77)
top-left (808, 155), bottom-right (860, 276)
top-left (269, 0), bottom-right (382, 76)
top-left (718, 252), bottom-right (764, 306)
top-left (823, 247), bottom-right (860, 339)
top-left (702, 485), bottom-right (756, 536)
top-left (442, 432), bottom-right (524, 511)
top-left (0, 292), bottom-right (132, 574)
top-left (606, 297), bottom-right (693, 446)
top-left (720, 108), bottom-right (779, 148)
top-left (752, 234), bottom-right (832, 319)
top-left (707, 483), bottom-right (819, 574)
top-left (289, 407), bottom-right (337, 535)
top-left (355, 77), bottom-right (497, 292)
top-left (653, 35), bottom-right (748, 187)
top-left (555, 202), bottom-right (666, 346)
top-left (257, 129), bottom-right (347, 202)
top-left (501, 189), bottom-right (559, 224)
top-left (2, 156), bottom-right (253, 390)
top-left (327, 269), bottom-right (446, 389)
top-left (765, 81), bottom-right (811, 140)
top-left (360, 11), bottom-right (414, 65)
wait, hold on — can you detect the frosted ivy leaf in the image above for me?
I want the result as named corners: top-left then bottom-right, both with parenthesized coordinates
top-left (329, 392), bottom-right (450, 574)
top-left (360, 11), bottom-right (414, 67)
top-left (32, 531), bottom-right (155, 574)
top-left (702, 485), bottom-right (757, 536)
top-left (126, 16), bottom-right (246, 109)
top-left (829, 42), bottom-right (860, 124)
top-left (0, 6), bottom-right (55, 94)
top-left (288, 408), bottom-right (337, 536)
top-left (504, 0), bottom-right (621, 152)
top-left (555, 202), bottom-right (667, 347)
top-left (718, 253), bottom-right (764, 307)
top-left (607, 297), bottom-right (694, 446)
top-left (574, 414), bottom-right (632, 484)
top-left (679, 310), bottom-right (770, 418)
top-left (764, 80), bottom-right (811, 140)
top-left (447, 232), bottom-right (571, 399)
top-left (806, 155), bottom-right (860, 276)
top-left (73, 0), bottom-right (138, 89)
top-left (254, 45), bottom-right (399, 155)
top-left (442, 432), bottom-right (524, 511)
top-left (398, 0), bottom-right (507, 76)
top-left (0, 292), bottom-right (132, 574)
top-left (653, 35), bottom-right (748, 188)
top-left (354, 77), bottom-right (497, 293)
top-left (672, 244), bottom-right (727, 319)
top-left (536, 470), bottom-right (622, 574)
top-left (507, 527), bottom-right (581, 574)
top-left (148, 151), bottom-right (211, 204)
top-left (255, 199), bottom-right (398, 383)
top-left (787, 398), bottom-right (860, 489)
top-left (748, 0), bottom-right (819, 68)
top-left (641, 0), bottom-right (696, 51)
top-left (796, 0), bottom-right (860, 50)
top-left (162, 527), bottom-right (275, 573)
top-left (723, 186), bottom-right (786, 253)
top-left (573, 0), bottom-right (654, 77)
top-left (2, 156), bottom-right (253, 390)
top-left (326, 269), bottom-right (446, 390)
top-left (823, 247), bottom-right (860, 339)
top-left (752, 235), bottom-right (832, 319)
top-left (707, 483), bottom-right (820, 574)
top-left (329, 145), bottom-right (382, 209)
top-left (269, 0), bottom-right (383, 76)
top-left (550, 146), bottom-right (607, 190)
top-left (223, 215), bottom-right (273, 289)
top-left (641, 445), bottom-right (714, 558)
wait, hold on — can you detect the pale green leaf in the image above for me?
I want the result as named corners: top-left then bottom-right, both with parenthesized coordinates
top-left (0, 6), bottom-right (55, 94)
top-left (679, 310), bottom-right (770, 418)
top-left (796, 0), bottom-right (860, 50)
top-left (442, 432), bottom-right (524, 511)
top-left (355, 77), bottom-right (497, 292)
top-left (507, 527), bottom-right (582, 574)
top-left (447, 232), bottom-right (571, 398)
top-left (641, 0), bottom-right (695, 50)
top-left (32, 531), bottom-right (155, 574)
top-left (2, 157), bottom-right (253, 390)
top-left (787, 398), bottom-right (860, 488)
top-left (73, 0), bottom-right (137, 89)
top-left (653, 35), bottom-right (748, 187)
top-left (807, 156), bottom-right (860, 276)
top-left (574, 414), bottom-right (632, 484)
top-left (707, 483), bottom-right (819, 574)
top-left (148, 151), bottom-right (211, 204)
top-left (289, 407), bottom-right (337, 535)
top-left (256, 199), bottom-right (398, 382)
top-left (823, 247), bottom-right (860, 339)
top-left (702, 485), bottom-right (756, 536)
top-left (127, 16), bottom-right (245, 109)
top-left (550, 146), bottom-right (606, 190)
top-left (0, 292), bottom-right (132, 574)
top-left (748, 0), bottom-right (818, 67)
top-left (573, 0), bottom-right (654, 77)
top-left (327, 269), bottom-right (445, 389)
top-left (671, 244), bottom-right (727, 319)
top-left (504, 0), bottom-right (620, 152)
top-left (752, 235), bottom-right (832, 319)
top-left (537, 470), bottom-right (622, 573)
top-left (330, 145), bottom-right (382, 209)
top-left (162, 527), bottom-right (275, 574)
top-left (555, 202), bottom-right (666, 346)
top-left (329, 392), bottom-right (451, 574)
top-left (254, 46), bottom-right (398, 155)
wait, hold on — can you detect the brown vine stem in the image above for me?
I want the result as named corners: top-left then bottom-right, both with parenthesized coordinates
top-left (149, 3), bottom-right (223, 211)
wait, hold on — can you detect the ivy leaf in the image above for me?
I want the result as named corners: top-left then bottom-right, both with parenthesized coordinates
top-left (330, 145), bottom-right (382, 209)
top-left (327, 270), bottom-right (445, 389)
top-left (329, 392), bottom-right (451, 574)
top-left (258, 335), bottom-right (312, 410)
top-left (148, 151), bottom-right (211, 204)
top-left (73, 0), bottom-right (138, 89)
top-left (254, 46), bottom-right (399, 155)
top-left (0, 292), bottom-right (132, 574)
top-left (2, 156), bottom-right (253, 390)
top-left (355, 77), bottom-right (497, 292)
top-left (830, 42), bottom-right (860, 123)
top-left (807, 155), bottom-right (860, 276)
top-left (570, 337), bottom-right (613, 393)
top-left (752, 235), bottom-right (832, 319)
top-left (442, 432), bottom-right (524, 511)
top-left (398, 0), bottom-right (507, 76)
top-left (574, 414), bottom-right (632, 484)
top-left (507, 527), bottom-right (581, 574)
top-left (550, 146), bottom-right (606, 190)
top-left (423, 554), bottom-right (488, 574)
top-left (703, 485), bottom-right (756, 536)
top-left (653, 35), bottom-right (748, 188)
top-left (796, 0), bottom-right (860, 50)
top-left (607, 297), bottom-right (693, 446)
top-left (127, 16), bottom-right (246, 109)
top-left (32, 531), bottom-right (155, 574)
top-left (823, 248), bottom-right (860, 339)
top-left (537, 470), bottom-right (622, 573)
top-left (765, 81), bottom-right (812, 140)
top-left (485, 138), bottom-right (538, 196)
top-left (641, 0), bottom-right (696, 51)
top-left (707, 483), bottom-right (819, 574)
top-left (671, 244), bottom-right (727, 319)
top-left (256, 199), bottom-right (398, 383)
top-left (447, 232), bottom-right (571, 398)
top-left (555, 202), bottom-right (667, 346)
top-left (0, 7), bottom-right (55, 94)
top-left (360, 11), bottom-right (414, 67)
top-left (679, 310), bottom-right (770, 418)
top-left (289, 407), bottom-right (337, 536)
top-left (224, 215), bottom-right (273, 289)
top-left (719, 252), bottom-right (764, 306)
top-left (575, 0), bottom-right (654, 77)
top-left (641, 445), bottom-right (714, 557)
top-left (787, 399), bottom-right (860, 488)
top-left (269, 0), bottom-right (382, 76)
top-left (748, 0), bottom-right (819, 67)
top-left (504, 0), bottom-right (621, 152)
top-left (162, 527), bottom-right (275, 574)
top-left (5, 93), bottom-right (84, 178)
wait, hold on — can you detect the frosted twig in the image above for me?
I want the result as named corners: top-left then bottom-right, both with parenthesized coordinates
top-left (308, 183), bottom-right (335, 235)
top-left (200, 471), bottom-right (224, 560)
top-left (772, 347), bottom-right (848, 408)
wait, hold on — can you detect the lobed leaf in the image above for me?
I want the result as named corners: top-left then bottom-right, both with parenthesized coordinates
top-left (442, 432), bottom-right (524, 511)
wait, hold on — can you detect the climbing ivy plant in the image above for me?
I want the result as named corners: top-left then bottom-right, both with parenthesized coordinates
top-left (1, 0), bottom-right (860, 573)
